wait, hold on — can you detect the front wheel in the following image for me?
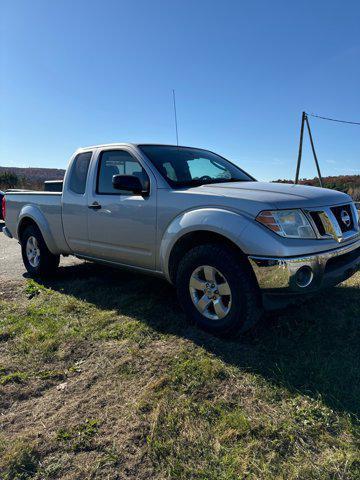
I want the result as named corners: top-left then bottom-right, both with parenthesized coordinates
top-left (176, 244), bottom-right (262, 337)
top-left (21, 224), bottom-right (60, 277)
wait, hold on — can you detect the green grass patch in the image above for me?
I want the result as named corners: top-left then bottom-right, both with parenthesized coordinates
top-left (0, 370), bottom-right (29, 385)
top-left (0, 440), bottom-right (39, 480)
top-left (56, 419), bottom-right (100, 452)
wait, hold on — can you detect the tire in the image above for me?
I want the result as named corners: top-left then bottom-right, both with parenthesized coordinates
top-left (176, 244), bottom-right (262, 337)
top-left (21, 224), bottom-right (60, 277)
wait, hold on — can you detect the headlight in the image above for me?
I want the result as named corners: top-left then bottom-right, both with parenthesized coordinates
top-left (256, 209), bottom-right (316, 239)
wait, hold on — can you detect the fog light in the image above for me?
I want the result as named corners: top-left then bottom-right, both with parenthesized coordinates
top-left (295, 266), bottom-right (313, 288)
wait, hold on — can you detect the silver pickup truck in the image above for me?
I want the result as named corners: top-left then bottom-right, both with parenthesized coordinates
top-left (2, 144), bottom-right (360, 336)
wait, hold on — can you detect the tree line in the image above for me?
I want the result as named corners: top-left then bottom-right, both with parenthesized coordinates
top-left (0, 172), bottom-right (43, 191)
top-left (274, 175), bottom-right (360, 201)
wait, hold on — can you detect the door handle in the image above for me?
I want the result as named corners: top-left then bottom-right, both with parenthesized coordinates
top-left (88, 202), bottom-right (102, 210)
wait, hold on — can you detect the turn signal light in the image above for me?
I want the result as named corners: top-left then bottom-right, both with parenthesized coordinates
top-left (256, 211), bottom-right (281, 233)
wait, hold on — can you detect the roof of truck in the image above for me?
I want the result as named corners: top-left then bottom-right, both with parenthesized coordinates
top-left (78, 143), bottom-right (197, 151)
top-left (78, 142), bottom-right (136, 150)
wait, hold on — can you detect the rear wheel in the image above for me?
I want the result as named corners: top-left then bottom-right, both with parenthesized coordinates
top-left (176, 244), bottom-right (262, 337)
top-left (21, 224), bottom-right (60, 277)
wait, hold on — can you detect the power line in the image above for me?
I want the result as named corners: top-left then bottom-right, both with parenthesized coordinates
top-left (307, 112), bottom-right (360, 126)
top-left (295, 110), bottom-right (359, 186)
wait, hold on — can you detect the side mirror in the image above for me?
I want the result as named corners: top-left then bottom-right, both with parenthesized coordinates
top-left (112, 174), bottom-right (148, 195)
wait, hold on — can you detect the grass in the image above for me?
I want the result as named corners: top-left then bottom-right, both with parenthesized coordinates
top-left (56, 419), bottom-right (100, 452)
top-left (0, 262), bottom-right (359, 479)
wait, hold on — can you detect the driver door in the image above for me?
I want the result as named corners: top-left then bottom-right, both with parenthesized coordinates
top-left (87, 149), bottom-right (157, 269)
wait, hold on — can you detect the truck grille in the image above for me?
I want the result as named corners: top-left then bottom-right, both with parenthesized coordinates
top-left (330, 204), bottom-right (354, 232)
top-left (305, 203), bottom-right (359, 242)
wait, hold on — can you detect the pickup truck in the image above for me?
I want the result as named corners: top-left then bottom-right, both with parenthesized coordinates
top-left (2, 144), bottom-right (360, 336)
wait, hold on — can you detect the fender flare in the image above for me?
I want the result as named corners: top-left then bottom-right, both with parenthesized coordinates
top-left (17, 205), bottom-right (60, 255)
top-left (159, 207), bottom-right (250, 281)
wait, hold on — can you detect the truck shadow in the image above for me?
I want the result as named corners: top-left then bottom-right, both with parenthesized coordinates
top-left (37, 261), bottom-right (360, 419)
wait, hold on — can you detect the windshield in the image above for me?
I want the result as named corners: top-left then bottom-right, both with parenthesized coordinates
top-left (138, 145), bottom-right (254, 187)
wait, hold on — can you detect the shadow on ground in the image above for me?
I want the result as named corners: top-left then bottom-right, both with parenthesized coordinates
top-left (36, 261), bottom-right (360, 419)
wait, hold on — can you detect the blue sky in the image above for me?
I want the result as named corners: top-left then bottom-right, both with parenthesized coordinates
top-left (1, 0), bottom-right (359, 181)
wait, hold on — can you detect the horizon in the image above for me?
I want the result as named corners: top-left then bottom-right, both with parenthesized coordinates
top-left (1, 163), bottom-right (360, 184)
top-left (1, 1), bottom-right (360, 181)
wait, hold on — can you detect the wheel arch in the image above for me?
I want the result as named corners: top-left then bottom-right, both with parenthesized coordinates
top-left (167, 230), bottom-right (256, 285)
top-left (18, 217), bottom-right (39, 240)
top-left (17, 206), bottom-right (59, 254)
top-left (159, 207), bottom-right (256, 283)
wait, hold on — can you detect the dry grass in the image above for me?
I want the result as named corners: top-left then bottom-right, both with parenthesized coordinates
top-left (0, 264), bottom-right (359, 479)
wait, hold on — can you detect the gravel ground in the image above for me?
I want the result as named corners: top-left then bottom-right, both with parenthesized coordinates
top-left (0, 221), bottom-right (82, 282)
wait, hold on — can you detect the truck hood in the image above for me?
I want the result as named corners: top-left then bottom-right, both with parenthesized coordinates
top-left (196, 181), bottom-right (351, 209)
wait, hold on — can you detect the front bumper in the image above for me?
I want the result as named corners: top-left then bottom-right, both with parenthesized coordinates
top-left (248, 238), bottom-right (360, 297)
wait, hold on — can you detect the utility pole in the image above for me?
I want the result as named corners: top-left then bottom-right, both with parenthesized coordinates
top-left (305, 115), bottom-right (323, 187)
top-left (295, 111), bottom-right (306, 184)
top-left (295, 111), bottom-right (323, 187)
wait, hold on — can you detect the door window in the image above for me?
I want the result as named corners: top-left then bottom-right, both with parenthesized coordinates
top-left (97, 150), bottom-right (149, 194)
top-left (68, 152), bottom-right (92, 194)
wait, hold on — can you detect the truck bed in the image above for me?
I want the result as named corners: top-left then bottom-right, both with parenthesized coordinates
top-left (4, 192), bottom-right (69, 255)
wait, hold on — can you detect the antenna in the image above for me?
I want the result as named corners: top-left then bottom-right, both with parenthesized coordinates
top-left (172, 89), bottom-right (179, 146)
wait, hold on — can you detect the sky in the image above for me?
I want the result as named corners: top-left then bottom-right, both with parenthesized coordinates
top-left (0, 0), bottom-right (359, 181)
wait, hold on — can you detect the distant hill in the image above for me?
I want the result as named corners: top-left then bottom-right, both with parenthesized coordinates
top-left (0, 166), bottom-right (65, 182)
top-left (0, 166), bottom-right (65, 190)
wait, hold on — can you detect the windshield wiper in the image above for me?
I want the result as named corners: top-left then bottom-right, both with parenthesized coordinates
top-left (201, 178), bottom-right (249, 185)
top-left (175, 178), bottom-right (249, 188)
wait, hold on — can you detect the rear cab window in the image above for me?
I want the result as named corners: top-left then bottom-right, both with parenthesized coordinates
top-left (68, 151), bottom-right (92, 194)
